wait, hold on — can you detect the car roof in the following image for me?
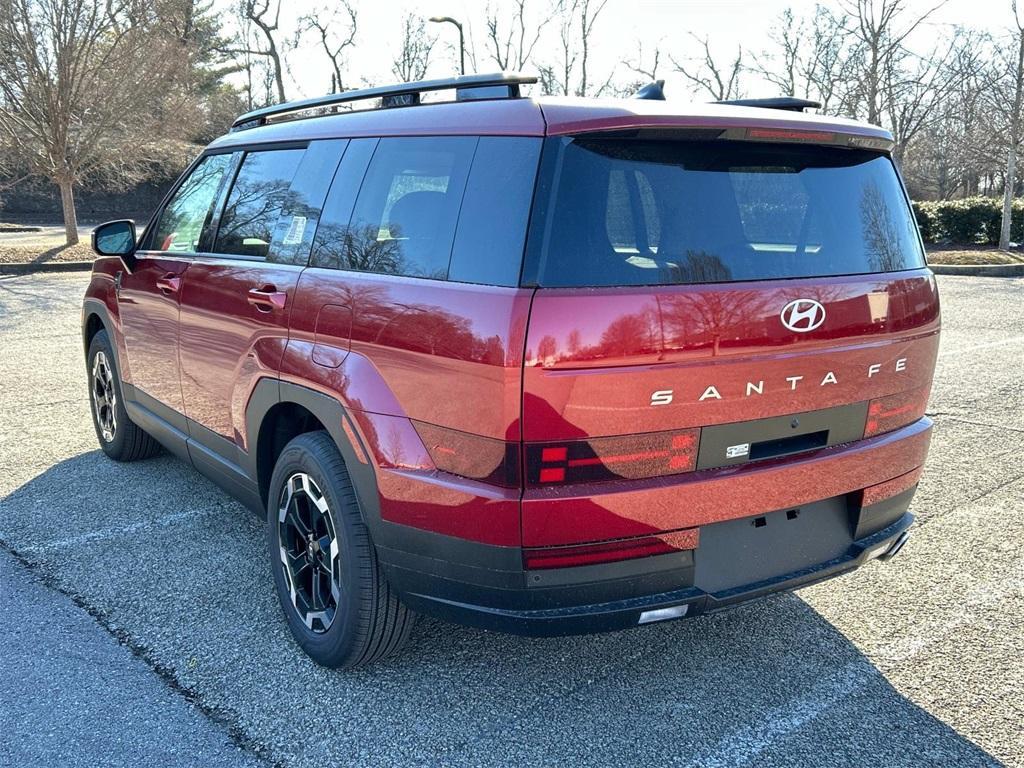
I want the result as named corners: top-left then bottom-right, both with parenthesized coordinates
top-left (207, 94), bottom-right (892, 151)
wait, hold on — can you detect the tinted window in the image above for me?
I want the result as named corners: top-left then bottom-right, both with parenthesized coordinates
top-left (214, 148), bottom-right (305, 259)
top-left (448, 137), bottom-right (541, 286)
top-left (152, 153), bottom-right (234, 253)
top-left (336, 137), bottom-right (476, 279)
top-left (265, 140), bottom-right (347, 265)
top-left (310, 139), bottom-right (378, 270)
top-left (528, 139), bottom-right (925, 287)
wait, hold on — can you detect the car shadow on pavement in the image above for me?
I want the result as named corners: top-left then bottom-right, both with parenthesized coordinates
top-left (0, 450), bottom-right (1002, 768)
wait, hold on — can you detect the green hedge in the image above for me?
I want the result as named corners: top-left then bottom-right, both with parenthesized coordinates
top-left (912, 197), bottom-right (1024, 245)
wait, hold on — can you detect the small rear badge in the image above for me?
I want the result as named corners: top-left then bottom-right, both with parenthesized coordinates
top-left (726, 443), bottom-right (750, 459)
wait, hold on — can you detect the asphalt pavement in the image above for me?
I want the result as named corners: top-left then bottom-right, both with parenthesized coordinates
top-left (0, 271), bottom-right (1021, 767)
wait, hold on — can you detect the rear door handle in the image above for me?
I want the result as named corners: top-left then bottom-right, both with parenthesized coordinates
top-left (156, 274), bottom-right (181, 294)
top-left (247, 285), bottom-right (287, 312)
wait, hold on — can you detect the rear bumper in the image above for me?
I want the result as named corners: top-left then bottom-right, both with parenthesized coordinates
top-left (374, 417), bottom-right (930, 636)
top-left (385, 511), bottom-right (914, 637)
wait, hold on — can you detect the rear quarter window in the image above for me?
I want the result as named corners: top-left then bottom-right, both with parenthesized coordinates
top-left (525, 138), bottom-right (926, 287)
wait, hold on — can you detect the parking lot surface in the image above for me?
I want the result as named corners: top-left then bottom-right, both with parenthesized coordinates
top-left (1, 272), bottom-right (1021, 767)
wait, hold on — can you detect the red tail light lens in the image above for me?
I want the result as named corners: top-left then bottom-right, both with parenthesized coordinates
top-left (864, 386), bottom-right (930, 438)
top-left (523, 528), bottom-right (699, 570)
top-left (412, 421), bottom-right (520, 488)
top-left (526, 428), bottom-right (699, 487)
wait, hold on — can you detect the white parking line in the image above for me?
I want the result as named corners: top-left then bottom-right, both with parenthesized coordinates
top-left (938, 335), bottom-right (1024, 357)
top-left (689, 561), bottom-right (1024, 767)
top-left (16, 508), bottom-right (218, 554)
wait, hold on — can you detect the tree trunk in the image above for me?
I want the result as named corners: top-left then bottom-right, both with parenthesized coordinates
top-left (1001, 143), bottom-right (1018, 251)
top-left (58, 177), bottom-right (79, 246)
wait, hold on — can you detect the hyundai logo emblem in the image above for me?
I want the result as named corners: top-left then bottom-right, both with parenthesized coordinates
top-left (780, 299), bottom-right (826, 333)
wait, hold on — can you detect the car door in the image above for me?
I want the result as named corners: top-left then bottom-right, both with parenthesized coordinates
top-left (118, 152), bottom-right (237, 437)
top-left (176, 140), bottom-right (346, 471)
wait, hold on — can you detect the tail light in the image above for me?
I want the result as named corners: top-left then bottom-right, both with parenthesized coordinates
top-left (412, 421), bottom-right (520, 488)
top-left (525, 428), bottom-right (699, 487)
top-left (523, 528), bottom-right (699, 570)
top-left (864, 385), bottom-right (930, 438)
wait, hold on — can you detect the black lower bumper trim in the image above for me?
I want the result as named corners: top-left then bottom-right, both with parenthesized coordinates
top-left (393, 513), bottom-right (913, 637)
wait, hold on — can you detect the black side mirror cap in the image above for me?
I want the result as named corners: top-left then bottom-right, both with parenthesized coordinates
top-left (91, 219), bottom-right (137, 271)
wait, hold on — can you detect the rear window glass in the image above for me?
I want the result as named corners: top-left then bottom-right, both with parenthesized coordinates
top-left (529, 139), bottom-right (925, 287)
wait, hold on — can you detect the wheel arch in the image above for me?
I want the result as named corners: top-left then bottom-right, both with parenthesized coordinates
top-left (245, 379), bottom-right (381, 527)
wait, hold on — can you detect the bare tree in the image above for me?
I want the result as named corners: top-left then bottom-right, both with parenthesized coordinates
top-left (0, 0), bottom-right (188, 244)
top-left (392, 15), bottom-right (435, 83)
top-left (238, 0), bottom-right (286, 103)
top-left (537, 0), bottom-right (612, 96)
top-left (485, 0), bottom-right (547, 71)
top-left (997, 2), bottom-right (1024, 249)
top-left (756, 6), bottom-right (859, 113)
top-left (840, 0), bottom-right (947, 124)
top-left (299, 2), bottom-right (357, 94)
top-left (754, 8), bottom-right (804, 96)
top-left (671, 34), bottom-right (744, 101)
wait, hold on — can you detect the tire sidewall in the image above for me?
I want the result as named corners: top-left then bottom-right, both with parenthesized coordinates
top-left (267, 437), bottom-right (367, 665)
top-left (87, 330), bottom-right (131, 459)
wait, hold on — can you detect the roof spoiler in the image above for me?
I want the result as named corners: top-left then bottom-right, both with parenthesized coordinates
top-left (715, 97), bottom-right (821, 112)
top-left (230, 72), bottom-right (538, 132)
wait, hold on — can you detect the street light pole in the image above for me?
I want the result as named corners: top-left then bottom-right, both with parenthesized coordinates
top-left (429, 16), bottom-right (465, 75)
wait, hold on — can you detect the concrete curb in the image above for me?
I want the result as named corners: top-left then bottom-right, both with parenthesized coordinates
top-left (929, 262), bottom-right (1024, 277)
top-left (0, 261), bottom-right (94, 275)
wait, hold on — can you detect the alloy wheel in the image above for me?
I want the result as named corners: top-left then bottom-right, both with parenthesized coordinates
top-left (91, 351), bottom-right (117, 442)
top-left (277, 472), bottom-right (341, 633)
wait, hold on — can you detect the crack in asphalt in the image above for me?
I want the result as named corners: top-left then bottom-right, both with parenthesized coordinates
top-left (0, 537), bottom-right (281, 768)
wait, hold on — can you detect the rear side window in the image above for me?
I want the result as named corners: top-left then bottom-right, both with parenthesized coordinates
top-left (151, 153), bottom-right (234, 253)
top-left (526, 138), bottom-right (926, 287)
top-left (214, 148), bottom-right (305, 259)
top-left (448, 137), bottom-right (541, 286)
top-left (342, 137), bottom-right (475, 279)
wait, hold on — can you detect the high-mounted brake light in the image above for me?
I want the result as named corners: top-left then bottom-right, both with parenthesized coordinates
top-left (526, 428), bottom-right (700, 486)
top-left (864, 386), bottom-right (930, 438)
top-left (746, 127), bottom-right (836, 143)
top-left (523, 528), bottom-right (699, 570)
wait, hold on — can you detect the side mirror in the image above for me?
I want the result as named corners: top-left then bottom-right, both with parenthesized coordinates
top-left (91, 219), bottom-right (137, 270)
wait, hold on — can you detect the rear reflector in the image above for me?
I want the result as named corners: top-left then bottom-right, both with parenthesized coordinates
top-left (526, 428), bottom-right (699, 486)
top-left (523, 528), bottom-right (699, 570)
top-left (412, 421), bottom-right (520, 488)
top-left (862, 466), bottom-right (923, 507)
top-left (864, 386), bottom-right (930, 438)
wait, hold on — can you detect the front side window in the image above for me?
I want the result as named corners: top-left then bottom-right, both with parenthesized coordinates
top-left (151, 153), bottom-right (234, 254)
top-left (339, 137), bottom-right (475, 279)
top-left (213, 148), bottom-right (305, 259)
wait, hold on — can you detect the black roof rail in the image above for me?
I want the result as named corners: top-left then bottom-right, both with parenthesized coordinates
top-left (230, 72), bottom-right (538, 131)
top-left (714, 97), bottom-right (821, 112)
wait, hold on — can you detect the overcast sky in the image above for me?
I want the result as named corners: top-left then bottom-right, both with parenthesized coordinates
top-left (216, 0), bottom-right (1020, 102)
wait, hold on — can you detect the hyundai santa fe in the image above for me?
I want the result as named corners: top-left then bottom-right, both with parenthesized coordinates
top-left (83, 73), bottom-right (939, 667)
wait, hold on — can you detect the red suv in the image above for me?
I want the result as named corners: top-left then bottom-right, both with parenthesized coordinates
top-left (83, 74), bottom-right (939, 667)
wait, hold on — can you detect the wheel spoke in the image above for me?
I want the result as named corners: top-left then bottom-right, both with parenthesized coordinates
top-left (276, 471), bottom-right (341, 634)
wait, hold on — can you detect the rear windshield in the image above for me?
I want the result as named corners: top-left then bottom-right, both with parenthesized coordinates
top-left (527, 139), bottom-right (925, 287)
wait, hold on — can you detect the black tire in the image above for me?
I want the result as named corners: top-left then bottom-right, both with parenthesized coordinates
top-left (267, 431), bottom-right (414, 668)
top-left (86, 329), bottom-right (161, 462)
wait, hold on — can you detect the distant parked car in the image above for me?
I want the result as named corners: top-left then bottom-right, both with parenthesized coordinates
top-left (83, 73), bottom-right (939, 667)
